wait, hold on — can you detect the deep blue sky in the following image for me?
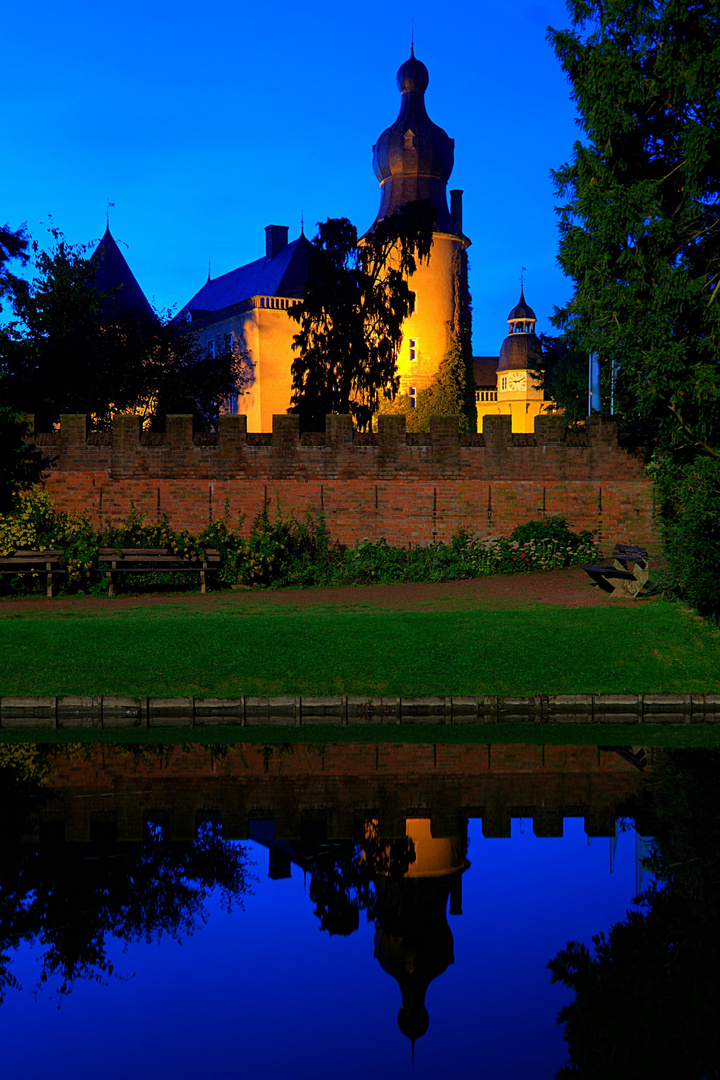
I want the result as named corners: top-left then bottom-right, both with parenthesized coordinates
top-left (3, 0), bottom-right (580, 354)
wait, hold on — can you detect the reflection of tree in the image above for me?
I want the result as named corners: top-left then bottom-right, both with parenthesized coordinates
top-left (549, 750), bottom-right (720, 1079)
top-left (308, 823), bottom-right (414, 936)
top-left (0, 766), bottom-right (254, 1003)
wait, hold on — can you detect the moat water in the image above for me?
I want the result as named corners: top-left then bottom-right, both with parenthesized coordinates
top-left (0, 742), bottom-right (715, 1079)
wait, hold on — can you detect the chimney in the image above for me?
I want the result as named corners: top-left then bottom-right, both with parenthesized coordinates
top-left (450, 189), bottom-right (463, 232)
top-left (265, 224), bottom-right (289, 260)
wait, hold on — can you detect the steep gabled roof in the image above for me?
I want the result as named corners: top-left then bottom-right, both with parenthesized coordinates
top-left (183, 234), bottom-right (312, 316)
top-left (91, 226), bottom-right (155, 319)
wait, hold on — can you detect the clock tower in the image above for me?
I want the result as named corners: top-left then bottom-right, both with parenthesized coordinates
top-left (494, 289), bottom-right (549, 433)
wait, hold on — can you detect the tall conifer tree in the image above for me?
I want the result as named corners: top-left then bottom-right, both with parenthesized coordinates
top-left (549, 0), bottom-right (720, 456)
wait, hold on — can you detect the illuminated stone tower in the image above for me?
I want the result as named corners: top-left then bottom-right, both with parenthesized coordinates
top-left (371, 50), bottom-right (470, 398)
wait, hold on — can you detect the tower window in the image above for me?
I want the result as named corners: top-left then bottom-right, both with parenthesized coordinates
top-left (207, 339), bottom-right (216, 359)
top-left (409, 338), bottom-right (417, 362)
top-left (501, 376), bottom-right (507, 390)
top-left (409, 386), bottom-right (417, 409)
top-left (404, 129), bottom-right (416, 149)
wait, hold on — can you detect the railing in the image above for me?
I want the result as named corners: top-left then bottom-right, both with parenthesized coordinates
top-left (187, 295), bottom-right (302, 326)
top-left (476, 390), bottom-right (498, 402)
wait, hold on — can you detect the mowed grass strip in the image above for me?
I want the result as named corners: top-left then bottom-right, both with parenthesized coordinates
top-left (1, 600), bottom-right (719, 697)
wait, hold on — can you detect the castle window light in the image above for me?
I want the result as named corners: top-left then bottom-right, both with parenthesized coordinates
top-left (409, 386), bottom-right (417, 408)
top-left (208, 339), bottom-right (216, 359)
top-left (409, 338), bottom-right (417, 361)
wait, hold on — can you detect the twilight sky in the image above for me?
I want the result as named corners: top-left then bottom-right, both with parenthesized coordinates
top-left (3, 0), bottom-right (581, 355)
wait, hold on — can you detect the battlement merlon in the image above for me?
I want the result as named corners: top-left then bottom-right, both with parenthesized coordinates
top-left (27, 411), bottom-right (620, 451)
top-left (24, 411), bottom-right (640, 486)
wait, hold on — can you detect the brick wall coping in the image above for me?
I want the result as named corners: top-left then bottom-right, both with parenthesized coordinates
top-left (1, 693), bottom-right (718, 729)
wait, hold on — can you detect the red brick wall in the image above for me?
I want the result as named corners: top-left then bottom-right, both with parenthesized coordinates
top-left (35, 411), bottom-right (658, 550)
top-left (37, 743), bottom-right (644, 843)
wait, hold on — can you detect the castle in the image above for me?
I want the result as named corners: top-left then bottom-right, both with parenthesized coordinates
top-left (93, 50), bottom-right (552, 434)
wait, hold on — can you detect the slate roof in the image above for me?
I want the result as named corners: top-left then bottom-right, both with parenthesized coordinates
top-left (507, 288), bottom-right (537, 323)
top-left (182, 234), bottom-right (313, 317)
top-left (91, 226), bottom-right (155, 319)
top-left (473, 356), bottom-right (498, 388)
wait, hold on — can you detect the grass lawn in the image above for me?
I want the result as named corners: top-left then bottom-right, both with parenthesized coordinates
top-left (0, 721), bottom-right (718, 748)
top-left (2, 598), bottom-right (719, 698)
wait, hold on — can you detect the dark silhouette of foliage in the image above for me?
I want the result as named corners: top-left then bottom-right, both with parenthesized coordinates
top-left (530, 335), bottom-right (589, 427)
top-left (654, 453), bottom-right (720, 619)
top-left (549, 0), bottom-right (720, 457)
top-left (0, 752), bottom-right (254, 1002)
top-left (549, 749), bottom-right (720, 1078)
top-left (0, 226), bottom-right (248, 430)
top-left (0, 405), bottom-right (50, 513)
top-left (0, 223), bottom-right (28, 274)
top-left (289, 202), bottom-right (435, 431)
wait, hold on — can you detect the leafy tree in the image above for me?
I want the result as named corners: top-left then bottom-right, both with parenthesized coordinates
top-left (0, 407), bottom-right (49, 513)
top-left (531, 334), bottom-right (589, 427)
top-left (0, 223), bottom-right (46, 510)
top-left (549, 0), bottom-right (720, 457)
top-left (0, 749), bottom-right (254, 1002)
top-left (548, 749), bottom-right (720, 1078)
top-left (0, 227), bottom-right (247, 430)
top-left (289, 202), bottom-right (435, 431)
top-left (0, 223), bottom-right (28, 274)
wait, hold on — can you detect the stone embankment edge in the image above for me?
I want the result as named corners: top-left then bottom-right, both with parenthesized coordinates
top-left (1, 694), bottom-right (719, 729)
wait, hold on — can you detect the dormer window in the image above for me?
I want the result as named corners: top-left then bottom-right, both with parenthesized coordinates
top-left (403, 129), bottom-right (416, 150)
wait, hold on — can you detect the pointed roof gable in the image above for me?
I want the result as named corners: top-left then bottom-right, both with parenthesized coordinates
top-left (91, 226), bottom-right (155, 319)
top-left (183, 234), bottom-right (312, 317)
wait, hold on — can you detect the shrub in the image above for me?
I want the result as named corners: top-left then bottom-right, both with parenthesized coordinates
top-left (654, 455), bottom-right (720, 620)
top-left (0, 489), bottom-right (601, 595)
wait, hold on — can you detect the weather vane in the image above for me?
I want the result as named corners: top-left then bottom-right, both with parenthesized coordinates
top-left (106, 200), bottom-right (115, 229)
top-left (411, 19), bottom-right (414, 54)
top-left (521, 266), bottom-right (526, 289)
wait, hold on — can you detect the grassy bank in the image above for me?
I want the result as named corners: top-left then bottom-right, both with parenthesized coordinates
top-left (2, 599), bottom-right (719, 697)
top-left (0, 722), bottom-right (718, 748)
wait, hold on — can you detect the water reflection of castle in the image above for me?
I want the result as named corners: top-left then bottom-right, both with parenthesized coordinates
top-left (23, 741), bottom-right (649, 1049)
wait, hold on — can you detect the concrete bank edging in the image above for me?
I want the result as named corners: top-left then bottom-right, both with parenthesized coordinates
top-left (0, 693), bottom-right (719, 729)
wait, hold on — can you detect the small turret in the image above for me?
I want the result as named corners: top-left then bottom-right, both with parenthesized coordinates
top-left (498, 288), bottom-right (541, 372)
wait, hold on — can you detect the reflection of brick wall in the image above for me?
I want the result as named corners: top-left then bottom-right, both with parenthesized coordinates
top-left (35, 412), bottom-right (657, 550)
top-left (34, 743), bottom-right (646, 843)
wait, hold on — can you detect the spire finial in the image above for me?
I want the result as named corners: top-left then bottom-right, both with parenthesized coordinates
top-left (520, 266), bottom-right (526, 292)
top-left (106, 200), bottom-right (115, 231)
top-left (207, 256), bottom-right (212, 283)
top-left (300, 213), bottom-right (305, 237)
top-left (411, 20), bottom-right (414, 56)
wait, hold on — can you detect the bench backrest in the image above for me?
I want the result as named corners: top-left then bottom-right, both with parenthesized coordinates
top-left (0, 550), bottom-right (65, 561)
top-left (613, 544), bottom-right (649, 561)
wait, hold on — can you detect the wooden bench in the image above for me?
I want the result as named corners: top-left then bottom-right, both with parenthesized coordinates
top-left (98, 548), bottom-right (221, 597)
top-left (582, 544), bottom-right (650, 599)
top-left (0, 550), bottom-right (65, 598)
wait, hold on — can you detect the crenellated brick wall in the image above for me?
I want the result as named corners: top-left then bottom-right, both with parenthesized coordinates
top-left (32, 411), bottom-right (657, 550)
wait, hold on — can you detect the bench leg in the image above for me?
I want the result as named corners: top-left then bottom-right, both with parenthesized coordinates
top-left (200, 568), bottom-right (206, 595)
top-left (106, 571), bottom-right (114, 599)
top-left (46, 571), bottom-right (52, 599)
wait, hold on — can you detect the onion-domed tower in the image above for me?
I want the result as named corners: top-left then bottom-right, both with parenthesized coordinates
top-left (371, 50), bottom-right (470, 397)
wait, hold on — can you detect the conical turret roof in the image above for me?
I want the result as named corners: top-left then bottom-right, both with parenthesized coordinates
top-left (91, 226), bottom-right (155, 319)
